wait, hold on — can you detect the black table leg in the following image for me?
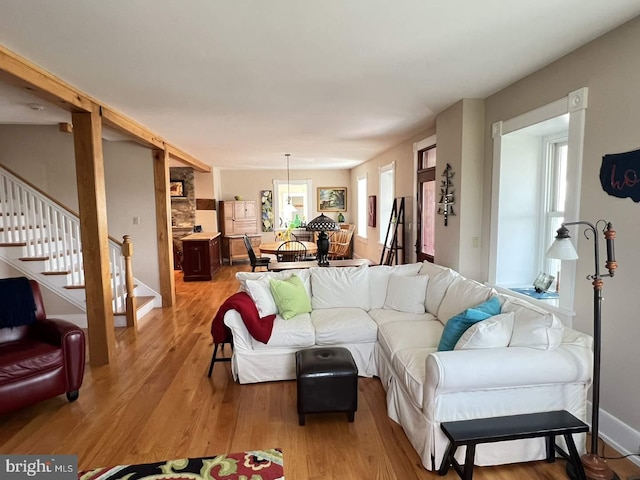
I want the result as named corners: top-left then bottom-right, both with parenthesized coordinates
top-left (463, 444), bottom-right (476, 480)
top-left (563, 434), bottom-right (586, 480)
top-left (546, 434), bottom-right (556, 462)
top-left (438, 442), bottom-right (455, 476)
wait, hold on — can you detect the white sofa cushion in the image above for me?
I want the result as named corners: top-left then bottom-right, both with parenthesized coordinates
top-left (245, 278), bottom-right (278, 317)
top-left (383, 273), bottom-right (429, 314)
top-left (311, 308), bottom-right (378, 344)
top-left (501, 295), bottom-right (564, 350)
top-left (454, 312), bottom-right (514, 350)
top-left (422, 268), bottom-right (459, 315)
top-left (368, 308), bottom-right (436, 326)
top-left (250, 313), bottom-right (315, 349)
top-left (237, 270), bottom-right (312, 298)
top-left (377, 320), bottom-right (444, 361)
top-left (369, 263), bottom-right (423, 309)
top-left (310, 265), bottom-right (371, 310)
top-left (437, 277), bottom-right (494, 325)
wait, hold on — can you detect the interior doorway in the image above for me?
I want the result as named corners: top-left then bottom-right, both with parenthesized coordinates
top-left (416, 144), bottom-right (436, 263)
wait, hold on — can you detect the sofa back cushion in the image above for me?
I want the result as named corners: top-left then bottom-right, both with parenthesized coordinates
top-left (369, 263), bottom-right (423, 309)
top-left (383, 273), bottom-right (429, 314)
top-left (500, 295), bottom-right (564, 350)
top-left (310, 265), bottom-right (371, 310)
top-left (422, 268), bottom-right (459, 315)
top-left (437, 277), bottom-right (494, 325)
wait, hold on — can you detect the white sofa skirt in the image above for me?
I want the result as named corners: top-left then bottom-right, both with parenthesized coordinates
top-left (374, 343), bottom-right (589, 470)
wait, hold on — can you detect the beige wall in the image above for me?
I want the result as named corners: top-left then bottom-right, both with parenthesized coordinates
top-left (0, 125), bottom-right (160, 292)
top-left (483, 16), bottom-right (640, 438)
top-left (218, 168), bottom-right (351, 242)
top-left (350, 128), bottom-right (433, 263)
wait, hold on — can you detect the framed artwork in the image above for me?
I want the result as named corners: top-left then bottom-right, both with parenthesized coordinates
top-left (317, 187), bottom-right (347, 212)
top-left (368, 195), bottom-right (376, 227)
top-left (261, 190), bottom-right (274, 232)
top-left (169, 180), bottom-right (186, 198)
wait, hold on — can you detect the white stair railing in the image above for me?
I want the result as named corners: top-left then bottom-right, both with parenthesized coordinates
top-left (0, 166), bottom-right (127, 312)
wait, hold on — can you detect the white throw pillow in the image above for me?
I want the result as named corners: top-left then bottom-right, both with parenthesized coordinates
top-left (369, 263), bottom-right (423, 309)
top-left (423, 268), bottom-right (458, 315)
top-left (437, 277), bottom-right (494, 325)
top-left (502, 296), bottom-right (564, 350)
top-left (236, 269), bottom-right (311, 298)
top-left (383, 274), bottom-right (428, 314)
top-left (454, 312), bottom-right (514, 350)
top-left (245, 278), bottom-right (278, 318)
top-left (310, 264), bottom-right (371, 310)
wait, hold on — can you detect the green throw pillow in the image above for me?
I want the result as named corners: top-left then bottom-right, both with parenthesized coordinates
top-left (438, 296), bottom-right (502, 351)
top-left (269, 274), bottom-right (312, 320)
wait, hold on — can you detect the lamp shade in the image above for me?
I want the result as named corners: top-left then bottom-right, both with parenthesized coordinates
top-left (282, 202), bottom-right (297, 215)
top-left (546, 225), bottom-right (579, 260)
top-left (305, 214), bottom-right (339, 232)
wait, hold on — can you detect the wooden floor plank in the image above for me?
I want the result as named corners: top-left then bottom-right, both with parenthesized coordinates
top-left (0, 264), bottom-right (638, 480)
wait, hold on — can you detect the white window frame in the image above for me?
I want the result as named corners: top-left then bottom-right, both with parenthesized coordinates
top-left (379, 161), bottom-right (395, 245)
top-left (357, 174), bottom-right (367, 239)
top-left (273, 179), bottom-right (313, 229)
top-left (489, 87), bottom-right (588, 314)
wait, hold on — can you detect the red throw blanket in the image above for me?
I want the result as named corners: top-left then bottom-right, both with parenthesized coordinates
top-left (211, 292), bottom-right (276, 344)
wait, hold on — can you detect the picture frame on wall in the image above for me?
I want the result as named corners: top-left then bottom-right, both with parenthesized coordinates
top-left (170, 180), bottom-right (186, 198)
top-left (368, 195), bottom-right (376, 227)
top-left (317, 187), bottom-right (347, 212)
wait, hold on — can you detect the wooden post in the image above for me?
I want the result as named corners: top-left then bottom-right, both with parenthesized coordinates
top-left (72, 108), bottom-right (115, 366)
top-left (153, 149), bottom-right (176, 306)
top-left (122, 235), bottom-right (138, 328)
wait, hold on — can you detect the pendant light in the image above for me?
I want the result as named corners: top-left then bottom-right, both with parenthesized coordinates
top-left (283, 154), bottom-right (297, 215)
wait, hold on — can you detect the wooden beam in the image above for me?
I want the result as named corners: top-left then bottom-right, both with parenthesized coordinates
top-left (0, 43), bottom-right (210, 172)
top-left (0, 44), bottom-right (93, 112)
top-left (153, 149), bottom-right (176, 307)
top-left (72, 109), bottom-right (115, 366)
top-left (166, 144), bottom-right (211, 173)
top-left (101, 106), bottom-right (164, 150)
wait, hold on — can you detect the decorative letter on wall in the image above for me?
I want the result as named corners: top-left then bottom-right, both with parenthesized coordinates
top-left (600, 148), bottom-right (640, 202)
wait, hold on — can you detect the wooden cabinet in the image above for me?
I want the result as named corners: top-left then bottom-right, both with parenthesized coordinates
top-left (222, 234), bottom-right (261, 265)
top-left (221, 200), bottom-right (258, 236)
top-left (219, 201), bottom-right (261, 264)
top-left (181, 232), bottom-right (221, 281)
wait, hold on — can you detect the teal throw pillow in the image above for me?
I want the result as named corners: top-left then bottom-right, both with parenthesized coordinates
top-left (438, 296), bottom-right (501, 351)
top-left (269, 274), bottom-right (312, 320)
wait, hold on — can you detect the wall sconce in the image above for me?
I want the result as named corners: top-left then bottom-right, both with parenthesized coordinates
top-left (437, 163), bottom-right (455, 226)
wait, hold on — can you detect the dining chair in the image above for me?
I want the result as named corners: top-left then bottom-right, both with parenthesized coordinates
top-left (244, 234), bottom-right (270, 271)
top-left (276, 240), bottom-right (308, 262)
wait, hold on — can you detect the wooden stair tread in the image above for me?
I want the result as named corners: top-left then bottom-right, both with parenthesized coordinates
top-left (0, 242), bottom-right (27, 247)
top-left (43, 271), bottom-right (72, 275)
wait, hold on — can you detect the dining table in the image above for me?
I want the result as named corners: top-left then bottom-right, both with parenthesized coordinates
top-left (258, 241), bottom-right (318, 257)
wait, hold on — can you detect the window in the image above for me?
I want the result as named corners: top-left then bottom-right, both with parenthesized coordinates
top-left (357, 175), bottom-right (367, 239)
top-left (417, 145), bottom-right (436, 261)
top-left (273, 179), bottom-right (312, 229)
top-left (379, 162), bottom-right (395, 245)
top-left (542, 139), bottom-right (568, 289)
top-left (489, 87), bottom-right (588, 312)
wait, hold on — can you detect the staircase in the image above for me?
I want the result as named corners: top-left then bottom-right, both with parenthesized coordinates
top-left (0, 165), bottom-right (160, 327)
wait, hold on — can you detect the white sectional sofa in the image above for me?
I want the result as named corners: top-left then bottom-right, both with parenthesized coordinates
top-left (222, 261), bottom-right (593, 471)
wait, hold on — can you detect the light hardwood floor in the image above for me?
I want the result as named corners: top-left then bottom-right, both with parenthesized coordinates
top-left (1, 264), bottom-right (638, 480)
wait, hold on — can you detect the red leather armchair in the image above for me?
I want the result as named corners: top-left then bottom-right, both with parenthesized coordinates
top-left (0, 280), bottom-right (86, 415)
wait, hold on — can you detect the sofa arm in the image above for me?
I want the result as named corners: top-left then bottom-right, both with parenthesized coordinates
top-left (32, 318), bottom-right (85, 392)
top-left (423, 345), bottom-right (592, 412)
top-left (223, 310), bottom-right (254, 351)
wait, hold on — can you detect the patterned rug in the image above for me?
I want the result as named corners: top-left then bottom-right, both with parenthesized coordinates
top-left (78, 448), bottom-right (284, 480)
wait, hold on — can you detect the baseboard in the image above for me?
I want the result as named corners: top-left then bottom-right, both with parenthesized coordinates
top-left (590, 401), bottom-right (640, 468)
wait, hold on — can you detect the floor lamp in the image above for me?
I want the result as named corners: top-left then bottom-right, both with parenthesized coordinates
top-left (547, 220), bottom-right (618, 480)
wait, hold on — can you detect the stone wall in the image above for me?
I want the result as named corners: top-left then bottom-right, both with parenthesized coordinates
top-left (170, 167), bottom-right (195, 228)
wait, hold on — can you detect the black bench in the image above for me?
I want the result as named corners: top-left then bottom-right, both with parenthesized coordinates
top-left (438, 410), bottom-right (588, 480)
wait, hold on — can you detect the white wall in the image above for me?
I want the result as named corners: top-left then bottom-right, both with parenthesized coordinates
top-left (496, 135), bottom-right (542, 286)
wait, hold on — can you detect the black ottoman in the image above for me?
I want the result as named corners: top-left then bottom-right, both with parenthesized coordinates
top-left (295, 347), bottom-right (358, 426)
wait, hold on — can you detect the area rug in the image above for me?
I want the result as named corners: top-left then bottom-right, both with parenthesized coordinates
top-left (78, 448), bottom-right (284, 480)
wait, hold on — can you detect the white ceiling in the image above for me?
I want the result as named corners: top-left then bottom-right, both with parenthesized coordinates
top-left (1, 1), bottom-right (639, 170)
